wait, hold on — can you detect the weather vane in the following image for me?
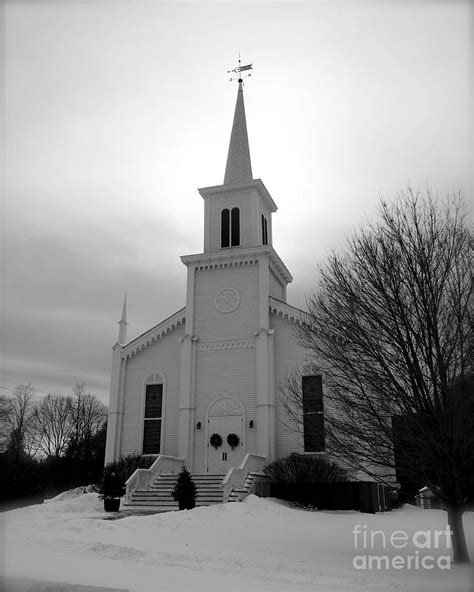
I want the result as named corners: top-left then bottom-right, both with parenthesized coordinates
top-left (227, 53), bottom-right (253, 84)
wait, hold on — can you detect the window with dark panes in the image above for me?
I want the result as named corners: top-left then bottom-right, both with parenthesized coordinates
top-left (302, 375), bottom-right (325, 452)
top-left (231, 207), bottom-right (240, 246)
top-left (221, 209), bottom-right (230, 248)
top-left (143, 383), bottom-right (163, 454)
top-left (261, 214), bottom-right (268, 245)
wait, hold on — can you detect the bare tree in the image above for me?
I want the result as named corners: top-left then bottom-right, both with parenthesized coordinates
top-left (282, 189), bottom-right (473, 563)
top-left (4, 384), bottom-right (37, 460)
top-left (0, 394), bottom-right (13, 452)
top-left (32, 393), bottom-right (74, 459)
top-left (69, 382), bottom-right (107, 446)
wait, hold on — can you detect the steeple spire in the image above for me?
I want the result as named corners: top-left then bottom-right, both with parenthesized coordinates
top-left (118, 294), bottom-right (128, 344)
top-left (224, 81), bottom-right (253, 185)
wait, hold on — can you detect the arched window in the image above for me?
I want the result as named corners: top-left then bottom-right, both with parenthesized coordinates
top-left (231, 207), bottom-right (240, 246)
top-left (143, 374), bottom-right (164, 454)
top-left (221, 209), bottom-right (230, 248)
top-left (221, 207), bottom-right (240, 248)
top-left (262, 214), bottom-right (268, 245)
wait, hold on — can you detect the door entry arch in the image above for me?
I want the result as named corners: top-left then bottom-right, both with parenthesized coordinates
top-left (206, 396), bottom-right (245, 474)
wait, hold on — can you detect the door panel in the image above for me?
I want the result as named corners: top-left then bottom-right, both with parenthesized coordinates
top-left (207, 414), bottom-right (243, 474)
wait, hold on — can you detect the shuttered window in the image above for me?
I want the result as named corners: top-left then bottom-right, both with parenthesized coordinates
top-left (143, 384), bottom-right (163, 454)
top-left (261, 214), bottom-right (268, 245)
top-left (302, 375), bottom-right (325, 452)
top-left (221, 209), bottom-right (230, 248)
top-left (221, 207), bottom-right (240, 248)
top-left (231, 207), bottom-right (240, 246)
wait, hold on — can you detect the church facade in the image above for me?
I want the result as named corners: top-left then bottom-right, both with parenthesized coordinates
top-left (104, 82), bottom-right (324, 479)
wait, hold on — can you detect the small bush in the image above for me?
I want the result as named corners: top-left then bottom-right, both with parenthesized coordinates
top-left (264, 453), bottom-right (348, 484)
top-left (99, 472), bottom-right (125, 499)
top-left (172, 465), bottom-right (197, 510)
top-left (103, 453), bottom-right (155, 486)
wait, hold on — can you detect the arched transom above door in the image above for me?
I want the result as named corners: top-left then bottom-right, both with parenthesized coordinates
top-left (208, 396), bottom-right (243, 417)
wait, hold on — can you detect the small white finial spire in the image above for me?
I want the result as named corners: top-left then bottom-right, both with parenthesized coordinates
top-left (118, 294), bottom-right (128, 344)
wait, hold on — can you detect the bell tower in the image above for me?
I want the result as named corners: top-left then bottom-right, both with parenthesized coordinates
top-left (177, 64), bottom-right (293, 470)
top-left (201, 81), bottom-right (277, 254)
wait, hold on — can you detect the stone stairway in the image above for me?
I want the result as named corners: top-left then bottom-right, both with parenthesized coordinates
top-left (124, 474), bottom-right (225, 512)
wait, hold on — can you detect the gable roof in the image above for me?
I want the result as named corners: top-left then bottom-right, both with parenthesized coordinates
top-left (122, 307), bottom-right (186, 359)
top-left (269, 297), bottom-right (308, 325)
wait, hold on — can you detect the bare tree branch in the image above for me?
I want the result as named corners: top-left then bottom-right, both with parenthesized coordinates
top-left (281, 189), bottom-right (473, 563)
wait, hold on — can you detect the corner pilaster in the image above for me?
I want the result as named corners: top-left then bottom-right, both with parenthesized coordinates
top-left (105, 342), bottom-right (124, 464)
top-left (255, 326), bottom-right (275, 460)
top-left (178, 333), bottom-right (198, 468)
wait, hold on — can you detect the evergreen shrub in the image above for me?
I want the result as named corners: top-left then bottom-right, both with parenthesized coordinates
top-left (172, 465), bottom-right (197, 510)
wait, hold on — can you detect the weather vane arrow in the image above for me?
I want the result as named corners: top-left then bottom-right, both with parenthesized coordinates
top-left (227, 54), bottom-right (253, 83)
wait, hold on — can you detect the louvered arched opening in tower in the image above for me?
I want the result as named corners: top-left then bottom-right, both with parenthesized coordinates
top-left (231, 207), bottom-right (240, 246)
top-left (261, 213), bottom-right (268, 245)
top-left (221, 208), bottom-right (230, 248)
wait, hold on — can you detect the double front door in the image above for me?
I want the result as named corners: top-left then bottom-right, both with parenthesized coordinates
top-left (207, 413), bottom-right (243, 474)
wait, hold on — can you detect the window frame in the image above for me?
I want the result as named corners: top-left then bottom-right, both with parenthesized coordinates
top-left (302, 375), bottom-right (325, 452)
top-left (141, 372), bottom-right (166, 456)
top-left (261, 213), bottom-right (268, 245)
top-left (221, 206), bottom-right (240, 248)
top-left (221, 208), bottom-right (230, 248)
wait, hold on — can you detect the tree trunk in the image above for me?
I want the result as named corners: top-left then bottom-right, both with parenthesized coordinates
top-left (446, 503), bottom-right (470, 563)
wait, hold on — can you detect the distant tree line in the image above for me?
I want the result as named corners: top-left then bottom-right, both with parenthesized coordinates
top-left (0, 382), bottom-right (107, 508)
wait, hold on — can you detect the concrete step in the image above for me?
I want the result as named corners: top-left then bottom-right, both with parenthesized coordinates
top-left (127, 473), bottom-right (225, 512)
top-left (133, 492), bottom-right (223, 501)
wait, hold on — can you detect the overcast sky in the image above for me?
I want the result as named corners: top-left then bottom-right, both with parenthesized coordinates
top-left (2, 0), bottom-right (472, 404)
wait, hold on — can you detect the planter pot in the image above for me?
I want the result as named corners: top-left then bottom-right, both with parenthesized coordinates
top-left (104, 497), bottom-right (121, 512)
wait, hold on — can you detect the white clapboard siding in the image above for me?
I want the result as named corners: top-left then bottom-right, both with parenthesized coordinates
top-left (208, 190), bottom-right (253, 252)
top-left (271, 311), bottom-right (307, 458)
top-left (193, 346), bottom-right (258, 472)
top-left (193, 263), bottom-right (259, 343)
top-left (120, 325), bottom-right (184, 458)
top-left (269, 269), bottom-right (285, 301)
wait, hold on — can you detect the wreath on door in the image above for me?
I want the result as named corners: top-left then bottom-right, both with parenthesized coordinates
top-left (227, 433), bottom-right (240, 450)
top-left (210, 433), bottom-right (223, 449)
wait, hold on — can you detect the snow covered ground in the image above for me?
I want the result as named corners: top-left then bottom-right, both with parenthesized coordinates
top-left (1, 491), bottom-right (473, 591)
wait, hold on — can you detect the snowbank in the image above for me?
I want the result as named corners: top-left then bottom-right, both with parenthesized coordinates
top-left (45, 485), bottom-right (98, 504)
top-left (2, 493), bottom-right (473, 591)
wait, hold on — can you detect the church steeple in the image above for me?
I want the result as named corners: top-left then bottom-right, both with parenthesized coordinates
top-left (198, 63), bottom-right (281, 254)
top-left (224, 82), bottom-right (253, 185)
top-left (118, 294), bottom-right (128, 344)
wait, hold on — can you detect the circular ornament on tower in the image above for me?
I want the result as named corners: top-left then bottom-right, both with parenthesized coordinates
top-left (215, 287), bottom-right (240, 313)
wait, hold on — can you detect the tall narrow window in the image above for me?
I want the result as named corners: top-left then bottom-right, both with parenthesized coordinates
top-left (143, 383), bottom-right (163, 454)
top-left (221, 209), bottom-right (230, 248)
top-left (231, 207), bottom-right (240, 246)
top-left (302, 375), bottom-right (325, 452)
top-left (261, 214), bottom-right (268, 245)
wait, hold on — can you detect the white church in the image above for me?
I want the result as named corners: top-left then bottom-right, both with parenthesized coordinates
top-left (104, 76), bottom-right (325, 505)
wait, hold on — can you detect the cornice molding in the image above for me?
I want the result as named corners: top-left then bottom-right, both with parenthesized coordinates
top-left (198, 178), bottom-right (277, 213)
top-left (122, 307), bottom-right (186, 359)
top-left (181, 245), bottom-right (293, 285)
top-left (196, 339), bottom-right (256, 352)
top-left (269, 297), bottom-right (308, 326)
